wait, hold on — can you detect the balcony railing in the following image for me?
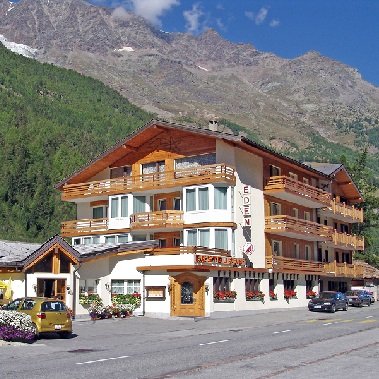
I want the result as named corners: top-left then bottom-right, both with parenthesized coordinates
top-left (264, 176), bottom-right (332, 208)
top-left (61, 164), bottom-right (235, 200)
top-left (130, 211), bottom-right (184, 230)
top-left (324, 261), bottom-right (364, 278)
top-left (61, 218), bottom-right (108, 237)
top-left (321, 199), bottom-right (364, 223)
top-left (266, 255), bottom-right (325, 273)
top-left (330, 231), bottom-right (364, 250)
top-left (152, 246), bottom-right (231, 256)
top-left (265, 215), bottom-right (333, 241)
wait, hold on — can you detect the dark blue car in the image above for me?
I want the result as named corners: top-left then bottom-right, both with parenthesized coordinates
top-left (346, 290), bottom-right (371, 307)
top-left (308, 291), bottom-right (348, 313)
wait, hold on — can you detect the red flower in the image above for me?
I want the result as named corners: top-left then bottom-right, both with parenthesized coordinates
top-left (284, 289), bottom-right (297, 299)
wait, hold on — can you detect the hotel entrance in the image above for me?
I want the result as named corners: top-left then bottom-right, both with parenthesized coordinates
top-left (36, 278), bottom-right (66, 302)
top-left (170, 273), bottom-right (205, 317)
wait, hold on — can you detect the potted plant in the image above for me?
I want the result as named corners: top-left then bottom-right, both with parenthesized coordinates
top-left (269, 290), bottom-right (278, 300)
top-left (306, 290), bottom-right (317, 299)
top-left (284, 289), bottom-right (297, 301)
top-left (214, 290), bottom-right (237, 303)
top-left (112, 292), bottom-right (141, 317)
top-left (79, 293), bottom-right (101, 306)
top-left (246, 290), bottom-right (265, 303)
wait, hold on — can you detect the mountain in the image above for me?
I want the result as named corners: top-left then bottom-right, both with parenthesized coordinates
top-left (1, 0), bottom-right (379, 164)
top-left (0, 42), bottom-right (150, 241)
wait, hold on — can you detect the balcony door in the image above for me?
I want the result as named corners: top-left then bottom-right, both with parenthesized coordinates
top-left (36, 279), bottom-right (66, 302)
top-left (170, 273), bottom-right (205, 317)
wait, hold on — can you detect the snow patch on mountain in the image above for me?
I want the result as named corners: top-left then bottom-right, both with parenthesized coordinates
top-left (115, 46), bottom-right (135, 52)
top-left (198, 65), bottom-right (209, 72)
top-left (0, 34), bottom-right (38, 58)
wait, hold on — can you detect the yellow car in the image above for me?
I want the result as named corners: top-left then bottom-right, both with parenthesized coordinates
top-left (3, 297), bottom-right (72, 338)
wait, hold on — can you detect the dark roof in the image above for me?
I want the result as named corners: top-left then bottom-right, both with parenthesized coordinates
top-left (303, 162), bottom-right (343, 176)
top-left (0, 240), bottom-right (41, 267)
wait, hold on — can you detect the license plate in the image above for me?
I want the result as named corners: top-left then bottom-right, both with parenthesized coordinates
top-left (55, 325), bottom-right (62, 330)
top-left (314, 305), bottom-right (321, 309)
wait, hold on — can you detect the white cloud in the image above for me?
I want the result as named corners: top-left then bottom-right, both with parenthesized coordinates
top-left (269, 19), bottom-right (280, 28)
top-left (127, 0), bottom-right (180, 26)
top-left (255, 7), bottom-right (268, 25)
top-left (245, 7), bottom-right (269, 25)
top-left (112, 6), bottom-right (133, 21)
top-left (183, 3), bottom-right (204, 34)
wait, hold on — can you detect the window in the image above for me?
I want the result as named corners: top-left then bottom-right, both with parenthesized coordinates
top-left (199, 229), bottom-right (210, 247)
top-left (173, 237), bottom-right (181, 247)
top-left (214, 187), bottom-right (227, 209)
top-left (158, 199), bottom-right (167, 211)
top-left (158, 239), bottom-right (167, 248)
top-left (117, 234), bottom-right (129, 243)
top-left (187, 230), bottom-right (197, 246)
top-left (269, 165), bottom-right (281, 177)
top-left (272, 240), bottom-right (282, 256)
top-left (133, 196), bottom-right (146, 213)
top-left (73, 238), bottom-right (81, 245)
top-left (93, 207), bottom-right (104, 219)
top-left (305, 245), bottom-right (311, 260)
top-left (186, 189), bottom-right (196, 211)
top-left (245, 278), bottom-right (260, 292)
top-left (142, 161), bottom-right (165, 175)
top-left (111, 279), bottom-right (141, 295)
top-left (213, 277), bottom-right (232, 292)
top-left (175, 153), bottom-right (216, 170)
top-left (283, 280), bottom-right (296, 291)
top-left (292, 208), bottom-right (299, 218)
top-left (105, 235), bottom-right (116, 244)
top-left (304, 211), bottom-right (311, 221)
top-left (293, 243), bottom-right (300, 259)
top-left (289, 172), bottom-right (298, 181)
top-left (215, 229), bottom-right (228, 250)
top-left (306, 279), bottom-right (314, 292)
top-left (79, 279), bottom-right (98, 294)
top-left (111, 197), bottom-right (118, 218)
top-left (270, 202), bottom-right (281, 216)
top-left (198, 188), bottom-right (209, 210)
top-left (110, 165), bottom-right (131, 178)
top-left (121, 196), bottom-right (128, 217)
top-left (303, 178), bottom-right (309, 185)
top-left (174, 198), bottom-right (181, 210)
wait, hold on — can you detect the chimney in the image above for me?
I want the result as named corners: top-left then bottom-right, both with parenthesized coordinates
top-left (208, 119), bottom-right (218, 132)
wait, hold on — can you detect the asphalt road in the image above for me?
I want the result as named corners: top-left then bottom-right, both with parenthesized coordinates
top-left (1, 304), bottom-right (378, 379)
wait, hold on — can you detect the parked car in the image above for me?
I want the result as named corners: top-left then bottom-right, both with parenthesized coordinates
top-left (308, 291), bottom-right (348, 313)
top-left (365, 291), bottom-right (375, 304)
top-left (3, 297), bottom-right (72, 338)
top-left (345, 290), bottom-right (371, 307)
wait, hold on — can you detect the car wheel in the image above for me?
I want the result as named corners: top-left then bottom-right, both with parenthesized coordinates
top-left (343, 304), bottom-right (348, 311)
top-left (59, 331), bottom-right (72, 339)
top-left (367, 301), bottom-right (371, 307)
top-left (330, 304), bottom-right (336, 313)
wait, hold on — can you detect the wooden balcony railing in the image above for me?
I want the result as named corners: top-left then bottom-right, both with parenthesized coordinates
top-left (152, 246), bottom-right (231, 256)
top-left (265, 255), bottom-right (325, 273)
top-left (322, 199), bottom-right (364, 222)
top-left (264, 176), bottom-right (331, 207)
top-left (324, 261), bottom-right (364, 278)
top-left (61, 218), bottom-right (108, 237)
top-left (265, 215), bottom-right (333, 241)
top-left (61, 164), bottom-right (235, 200)
top-left (331, 231), bottom-right (364, 250)
top-left (130, 211), bottom-right (184, 230)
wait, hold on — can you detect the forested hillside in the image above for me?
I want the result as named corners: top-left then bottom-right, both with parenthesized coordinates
top-left (0, 43), bottom-right (151, 241)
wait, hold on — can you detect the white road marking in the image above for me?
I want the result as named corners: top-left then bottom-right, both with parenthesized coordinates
top-left (199, 339), bottom-right (229, 346)
top-left (76, 355), bottom-right (129, 365)
top-left (323, 322), bottom-right (333, 326)
top-left (365, 316), bottom-right (373, 319)
top-left (273, 330), bottom-right (291, 334)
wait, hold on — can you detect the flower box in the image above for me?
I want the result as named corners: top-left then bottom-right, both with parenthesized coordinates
top-left (214, 298), bottom-right (235, 303)
top-left (213, 291), bottom-right (237, 303)
top-left (269, 291), bottom-right (278, 300)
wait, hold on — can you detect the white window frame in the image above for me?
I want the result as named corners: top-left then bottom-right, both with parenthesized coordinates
top-left (110, 195), bottom-right (130, 218)
top-left (272, 240), bottom-right (282, 256)
top-left (269, 165), bottom-right (281, 177)
top-left (289, 172), bottom-right (298, 181)
top-left (270, 202), bottom-right (281, 216)
top-left (305, 245), bottom-right (311, 260)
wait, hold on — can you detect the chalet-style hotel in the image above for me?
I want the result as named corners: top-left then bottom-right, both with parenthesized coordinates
top-left (0, 119), bottom-right (373, 318)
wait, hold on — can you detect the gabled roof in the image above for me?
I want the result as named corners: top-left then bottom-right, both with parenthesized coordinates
top-left (304, 162), bottom-right (363, 203)
top-left (56, 119), bottom-right (330, 189)
top-left (0, 240), bottom-right (41, 267)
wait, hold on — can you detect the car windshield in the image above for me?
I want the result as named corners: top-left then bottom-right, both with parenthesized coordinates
top-left (318, 292), bottom-right (334, 299)
top-left (346, 291), bottom-right (358, 296)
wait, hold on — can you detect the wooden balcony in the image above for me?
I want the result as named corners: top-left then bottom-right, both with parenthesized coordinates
top-left (324, 261), bottom-right (364, 278)
top-left (130, 211), bottom-right (184, 231)
top-left (326, 231), bottom-right (365, 251)
top-left (61, 164), bottom-right (235, 200)
top-left (265, 215), bottom-right (333, 241)
top-left (61, 218), bottom-right (109, 237)
top-left (151, 246), bottom-right (231, 256)
top-left (266, 255), bottom-right (325, 274)
top-left (264, 176), bottom-right (331, 208)
top-left (320, 199), bottom-right (364, 223)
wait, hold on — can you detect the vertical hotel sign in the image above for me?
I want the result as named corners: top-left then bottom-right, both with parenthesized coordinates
top-left (242, 185), bottom-right (251, 227)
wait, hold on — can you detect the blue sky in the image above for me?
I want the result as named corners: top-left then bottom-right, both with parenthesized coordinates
top-left (91, 1), bottom-right (378, 86)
